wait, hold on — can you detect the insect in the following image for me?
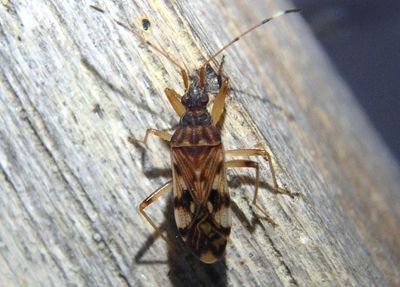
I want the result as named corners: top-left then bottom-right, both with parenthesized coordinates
top-left (91, 5), bottom-right (301, 264)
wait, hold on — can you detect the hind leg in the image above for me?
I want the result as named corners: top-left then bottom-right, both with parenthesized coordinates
top-left (225, 159), bottom-right (277, 227)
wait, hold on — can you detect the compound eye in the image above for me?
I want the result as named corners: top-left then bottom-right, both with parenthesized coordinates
top-left (200, 95), bottom-right (208, 105)
top-left (217, 75), bottom-right (223, 88)
top-left (181, 96), bottom-right (187, 105)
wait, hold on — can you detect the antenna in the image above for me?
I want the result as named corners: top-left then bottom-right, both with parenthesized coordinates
top-left (90, 5), bottom-right (189, 89)
top-left (202, 8), bottom-right (302, 69)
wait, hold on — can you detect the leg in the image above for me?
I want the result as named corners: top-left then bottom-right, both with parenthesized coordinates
top-left (139, 180), bottom-right (174, 246)
top-left (129, 128), bottom-right (172, 146)
top-left (164, 88), bottom-right (185, 117)
top-left (225, 148), bottom-right (298, 198)
top-left (181, 69), bottom-right (189, 90)
top-left (211, 79), bottom-right (230, 124)
top-left (225, 160), bottom-right (277, 227)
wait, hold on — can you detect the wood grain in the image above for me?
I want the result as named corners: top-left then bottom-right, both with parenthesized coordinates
top-left (1, 0), bottom-right (399, 286)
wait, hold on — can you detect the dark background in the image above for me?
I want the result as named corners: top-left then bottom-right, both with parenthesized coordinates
top-left (292, 0), bottom-right (400, 161)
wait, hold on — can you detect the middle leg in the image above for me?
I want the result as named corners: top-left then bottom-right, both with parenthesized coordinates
top-left (129, 128), bottom-right (172, 147)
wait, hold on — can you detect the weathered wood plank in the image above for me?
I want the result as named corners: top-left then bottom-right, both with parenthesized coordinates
top-left (1, 0), bottom-right (399, 286)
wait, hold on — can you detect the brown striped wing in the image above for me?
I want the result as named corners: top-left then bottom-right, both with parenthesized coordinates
top-left (171, 144), bottom-right (231, 263)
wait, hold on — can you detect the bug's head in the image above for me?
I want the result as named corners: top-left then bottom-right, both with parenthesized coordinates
top-left (181, 65), bottom-right (218, 111)
top-left (181, 82), bottom-right (209, 111)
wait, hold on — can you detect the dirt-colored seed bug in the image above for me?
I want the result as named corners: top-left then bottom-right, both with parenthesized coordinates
top-left (90, 5), bottom-right (301, 264)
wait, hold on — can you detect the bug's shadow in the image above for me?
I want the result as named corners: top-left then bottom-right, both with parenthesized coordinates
top-left (230, 174), bottom-right (297, 198)
top-left (229, 87), bottom-right (295, 121)
top-left (228, 175), bottom-right (283, 232)
top-left (129, 137), bottom-right (172, 179)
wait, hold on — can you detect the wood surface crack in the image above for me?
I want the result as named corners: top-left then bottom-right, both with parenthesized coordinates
top-left (167, 1), bottom-right (207, 63)
top-left (47, 0), bottom-right (165, 116)
top-left (2, 73), bottom-right (133, 287)
top-left (266, 234), bottom-right (299, 286)
top-left (243, 200), bottom-right (298, 286)
top-left (80, 56), bottom-right (158, 116)
top-left (0, 163), bottom-right (70, 283)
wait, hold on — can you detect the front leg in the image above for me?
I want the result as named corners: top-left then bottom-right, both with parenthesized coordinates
top-left (211, 79), bottom-right (230, 125)
top-left (164, 88), bottom-right (185, 117)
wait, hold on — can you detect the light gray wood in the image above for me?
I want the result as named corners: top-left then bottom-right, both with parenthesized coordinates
top-left (1, 0), bottom-right (399, 286)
